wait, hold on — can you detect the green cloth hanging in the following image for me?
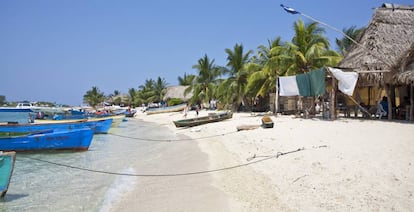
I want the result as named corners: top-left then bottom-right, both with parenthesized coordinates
top-left (308, 68), bottom-right (326, 96)
top-left (296, 73), bottom-right (311, 97)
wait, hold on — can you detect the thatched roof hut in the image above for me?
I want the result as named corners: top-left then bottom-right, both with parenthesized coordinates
top-left (337, 3), bottom-right (414, 121)
top-left (338, 3), bottom-right (414, 86)
top-left (163, 85), bottom-right (193, 101)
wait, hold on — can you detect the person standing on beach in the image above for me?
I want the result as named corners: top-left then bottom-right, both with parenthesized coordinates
top-left (195, 104), bottom-right (199, 116)
top-left (183, 104), bottom-right (189, 118)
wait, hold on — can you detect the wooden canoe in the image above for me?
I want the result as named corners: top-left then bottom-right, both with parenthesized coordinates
top-left (173, 111), bottom-right (233, 128)
top-left (145, 104), bottom-right (187, 115)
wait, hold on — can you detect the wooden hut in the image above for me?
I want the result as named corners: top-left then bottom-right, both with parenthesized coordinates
top-left (338, 3), bottom-right (414, 120)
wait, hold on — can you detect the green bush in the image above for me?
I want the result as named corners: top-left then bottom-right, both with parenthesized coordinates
top-left (168, 98), bottom-right (183, 106)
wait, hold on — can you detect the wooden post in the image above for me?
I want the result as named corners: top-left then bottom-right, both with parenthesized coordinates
top-left (275, 76), bottom-right (279, 116)
top-left (330, 77), bottom-right (336, 120)
top-left (410, 85), bottom-right (413, 121)
top-left (385, 84), bottom-right (392, 120)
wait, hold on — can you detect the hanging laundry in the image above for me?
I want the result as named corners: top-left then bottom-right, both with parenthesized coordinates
top-left (279, 76), bottom-right (300, 96)
top-left (308, 68), bottom-right (326, 96)
top-left (278, 68), bottom-right (328, 97)
top-left (296, 73), bottom-right (311, 97)
top-left (327, 67), bottom-right (358, 96)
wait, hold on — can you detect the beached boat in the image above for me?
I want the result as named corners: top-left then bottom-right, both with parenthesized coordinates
top-left (88, 114), bottom-right (125, 128)
top-left (0, 128), bottom-right (94, 151)
top-left (145, 103), bottom-right (187, 115)
top-left (261, 116), bottom-right (274, 128)
top-left (173, 111), bottom-right (233, 128)
top-left (0, 151), bottom-right (16, 197)
top-left (3, 118), bottom-right (112, 134)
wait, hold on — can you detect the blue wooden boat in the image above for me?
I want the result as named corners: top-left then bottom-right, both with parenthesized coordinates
top-left (0, 151), bottom-right (16, 197)
top-left (0, 128), bottom-right (94, 151)
top-left (0, 108), bottom-right (33, 113)
top-left (1, 118), bottom-right (113, 134)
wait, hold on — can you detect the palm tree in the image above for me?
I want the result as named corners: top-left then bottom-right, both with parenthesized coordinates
top-left (247, 37), bottom-right (287, 97)
top-left (283, 20), bottom-right (340, 75)
top-left (336, 26), bottom-right (364, 56)
top-left (187, 54), bottom-right (221, 106)
top-left (178, 73), bottom-right (196, 86)
top-left (281, 20), bottom-right (342, 114)
top-left (83, 86), bottom-right (106, 108)
top-left (153, 77), bottom-right (168, 103)
top-left (107, 90), bottom-right (121, 105)
top-left (126, 88), bottom-right (137, 107)
top-left (135, 79), bottom-right (156, 105)
top-left (217, 43), bottom-right (253, 111)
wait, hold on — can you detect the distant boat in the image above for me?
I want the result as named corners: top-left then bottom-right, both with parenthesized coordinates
top-left (2, 118), bottom-right (113, 134)
top-left (0, 108), bottom-right (33, 113)
top-left (0, 128), bottom-right (94, 151)
top-left (88, 114), bottom-right (125, 128)
top-left (261, 116), bottom-right (274, 128)
top-left (173, 111), bottom-right (233, 128)
top-left (145, 103), bottom-right (187, 115)
top-left (0, 151), bottom-right (16, 197)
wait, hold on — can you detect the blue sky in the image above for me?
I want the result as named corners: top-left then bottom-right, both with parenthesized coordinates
top-left (1, 0), bottom-right (413, 106)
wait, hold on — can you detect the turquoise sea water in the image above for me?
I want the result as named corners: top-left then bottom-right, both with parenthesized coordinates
top-left (0, 111), bottom-right (32, 124)
top-left (0, 118), bottom-right (192, 211)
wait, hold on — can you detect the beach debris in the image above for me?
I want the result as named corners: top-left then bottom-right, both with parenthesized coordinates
top-left (236, 125), bottom-right (261, 131)
top-left (190, 127), bottom-right (202, 132)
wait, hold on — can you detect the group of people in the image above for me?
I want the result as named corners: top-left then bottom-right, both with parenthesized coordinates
top-left (376, 96), bottom-right (410, 119)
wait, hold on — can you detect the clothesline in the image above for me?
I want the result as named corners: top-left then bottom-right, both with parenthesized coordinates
top-left (278, 67), bottom-right (359, 97)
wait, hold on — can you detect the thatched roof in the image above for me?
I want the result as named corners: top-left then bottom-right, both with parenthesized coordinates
top-left (338, 3), bottom-right (414, 85)
top-left (163, 85), bottom-right (193, 101)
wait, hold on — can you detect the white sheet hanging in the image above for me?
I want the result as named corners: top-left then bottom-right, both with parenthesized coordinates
top-left (328, 67), bottom-right (358, 96)
top-left (279, 76), bottom-right (300, 96)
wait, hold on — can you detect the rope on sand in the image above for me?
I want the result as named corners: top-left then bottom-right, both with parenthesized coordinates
top-left (108, 130), bottom-right (239, 142)
top-left (246, 145), bottom-right (328, 161)
top-left (19, 147), bottom-right (315, 177)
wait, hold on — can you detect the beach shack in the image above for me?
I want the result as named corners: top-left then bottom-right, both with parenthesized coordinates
top-left (338, 3), bottom-right (414, 121)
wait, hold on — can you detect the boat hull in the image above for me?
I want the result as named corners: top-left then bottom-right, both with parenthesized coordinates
top-left (0, 151), bottom-right (16, 197)
top-left (0, 128), bottom-right (94, 151)
top-left (88, 115), bottom-right (124, 128)
top-left (173, 111), bottom-right (233, 128)
top-left (146, 104), bottom-right (187, 115)
top-left (0, 108), bottom-right (32, 113)
top-left (15, 119), bottom-right (112, 134)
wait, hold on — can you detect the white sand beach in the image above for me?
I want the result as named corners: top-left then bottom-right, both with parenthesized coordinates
top-left (111, 109), bottom-right (414, 211)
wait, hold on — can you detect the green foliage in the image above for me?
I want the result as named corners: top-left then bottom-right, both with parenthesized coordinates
top-left (336, 26), bottom-right (364, 56)
top-left (83, 86), bottom-right (106, 108)
top-left (178, 73), bottom-right (196, 86)
top-left (167, 98), bottom-right (183, 106)
top-left (187, 54), bottom-right (222, 105)
top-left (281, 20), bottom-right (339, 75)
top-left (219, 43), bottom-right (253, 111)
